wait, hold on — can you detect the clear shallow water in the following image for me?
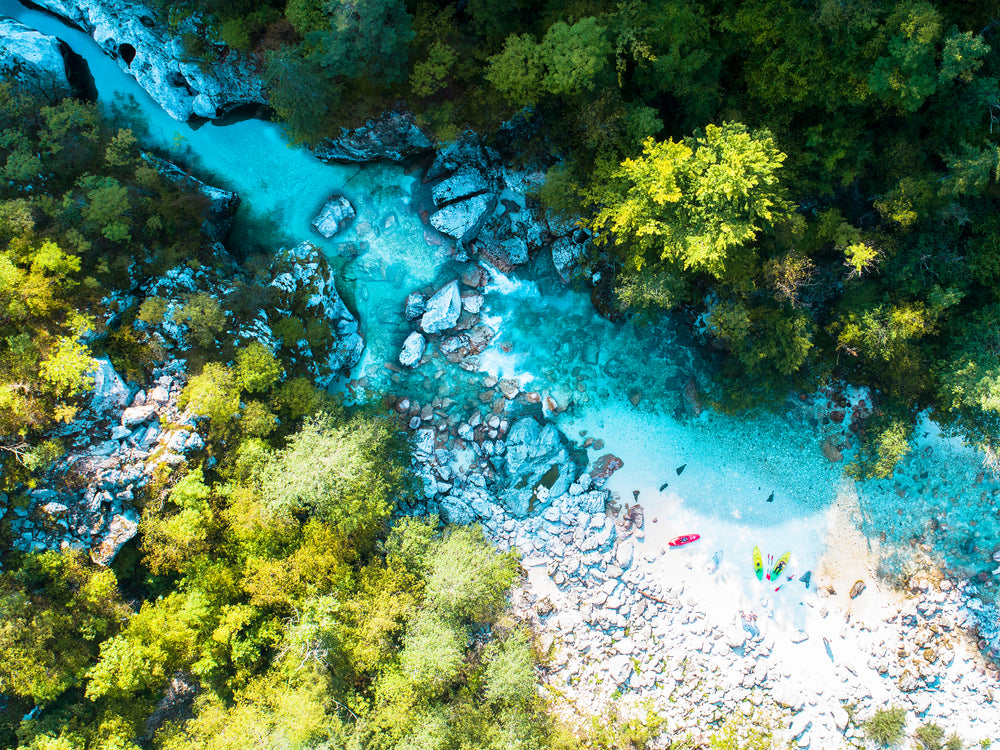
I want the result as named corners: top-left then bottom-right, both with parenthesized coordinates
top-left (5, 0), bottom-right (999, 620)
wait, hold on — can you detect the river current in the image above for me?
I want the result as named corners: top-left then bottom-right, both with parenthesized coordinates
top-left (4, 0), bottom-right (999, 639)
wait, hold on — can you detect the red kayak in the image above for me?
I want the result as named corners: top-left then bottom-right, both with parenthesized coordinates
top-left (668, 534), bottom-right (700, 547)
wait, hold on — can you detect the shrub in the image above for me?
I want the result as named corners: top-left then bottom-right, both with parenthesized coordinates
top-left (864, 707), bottom-right (906, 747)
top-left (916, 723), bottom-right (945, 750)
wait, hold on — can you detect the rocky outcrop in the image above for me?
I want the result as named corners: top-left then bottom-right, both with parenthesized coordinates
top-left (420, 135), bottom-right (590, 281)
top-left (266, 243), bottom-right (364, 384)
top-left (313, 110), bottom-right (433, 163)
top-left (5, 359), bottom-right (203, 565)
top-left (425, 137), bottom-right (497, 245)
top-left (311, 195), bottom-right (355, 238)
top-left (144, 154), bottom-right (240, 240)
top-left (0, 17), bottom-right (75, 98)
top-left (30, 0), bottom-right (265, 120)
top-left (429, 194), bottom-right (495, 243)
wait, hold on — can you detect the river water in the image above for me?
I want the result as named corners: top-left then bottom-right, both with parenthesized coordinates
top-left (4, 0), bottom-right (999, 645)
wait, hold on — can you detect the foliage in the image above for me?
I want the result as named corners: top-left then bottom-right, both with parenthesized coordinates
top-left (916, 723), bottom-right (945, 750)
top-left (587, 123), bottom-right (789, 310)
top-left (259, 412), bottom-right (408, 541)
top-left (0, 550), bottom-right (129, 703)
top-left (864, 706), bottom-right (907, 747)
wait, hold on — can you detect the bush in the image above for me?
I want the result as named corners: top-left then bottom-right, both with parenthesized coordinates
top-left (864, 707), bottom-right (906, 747)
top-left (916, 723), bottom-right (945, 750)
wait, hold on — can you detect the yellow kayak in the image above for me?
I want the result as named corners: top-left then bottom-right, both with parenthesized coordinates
top-left (753, 546), bottom-right (763, 580)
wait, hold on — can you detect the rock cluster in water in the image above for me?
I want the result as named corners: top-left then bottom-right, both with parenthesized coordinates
top-left (420, 135), bottom-right (592, 279)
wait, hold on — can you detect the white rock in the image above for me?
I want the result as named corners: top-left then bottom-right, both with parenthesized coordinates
top-left (311, 195), bottom-right (355, 238)
top-left (31, 0), bottom-right (266, 121)
top-left (1, 18), bottom-right (72, 95)
top-left (616, 540), bottom-right (634, 568)
top-left (121, 404), bottom-right (157, 427)
top-left (429, 194), bottom-right (495, 242)
top-left (420, 281), bottom-right (462, 334)
top-left (398, 331), bottom-right (427, 367)
top-left (89, 357), bottom-right (130, 416)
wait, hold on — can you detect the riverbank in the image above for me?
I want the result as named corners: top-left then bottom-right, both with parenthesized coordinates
top-left (501, 457), bottom-right (998, 748)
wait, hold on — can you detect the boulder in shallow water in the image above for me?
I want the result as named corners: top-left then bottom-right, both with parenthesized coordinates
top-left (590, 454), bottom-right (624, 483)
top-left (499, 418), bottom-right (577, 517)
top-left (850, 580), bottom-right (866, 599)
top-left (398, 332), bottom-right (426, 368)
top-left (429, 194), bottom-right (495, 243)
top-left (420, 281), bottom-right (462, 334)
top-left (0, 18), bottom-right (74, 97)
top-left (312, 195), bottom-right (356, 238)
top-left (404, 293), bottom-right (426, 320)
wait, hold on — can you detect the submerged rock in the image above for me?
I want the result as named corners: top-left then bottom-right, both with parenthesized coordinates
top-left (0, 17), bottom-right (75, 97)
top-left (399, 331), bottom-right (426, 368)
top-left (850, 580), bottom-right (866, 599)
top-left (31, 0), bottom-right (266, 120)
top-left (499, 418), bottom-right (577, 517)
top-left (420, 281), bottom-right (462, 334)
top-left (311, 195), bottom-right (356, 238)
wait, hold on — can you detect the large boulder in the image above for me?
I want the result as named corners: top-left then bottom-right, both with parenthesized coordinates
top-left (90, 509), bottom-right (139, 566)
top-left (429, 194), bottom-right (495, 243)
top-left (311, 195), bottom-right (355, 238)
top-left (398, 331), bottom-right (426, 367)
top-left (499, 418), bottom-right (577, 517)
top-left (30, 0), bottom-right (266, 120)
top-left (88, 357), bottom-right (131, 416)
top-left (420, 281), bottom-right (462, 334)
top-left (431, 167), bottom-right (490, 206)
top-left (0, 17), bottom-right (74, 97)
top-left (313, 110), bottom-right (433, 163)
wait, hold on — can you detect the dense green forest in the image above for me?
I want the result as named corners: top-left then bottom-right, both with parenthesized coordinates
top-left (164, 0), bottom-right (1000, 474)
